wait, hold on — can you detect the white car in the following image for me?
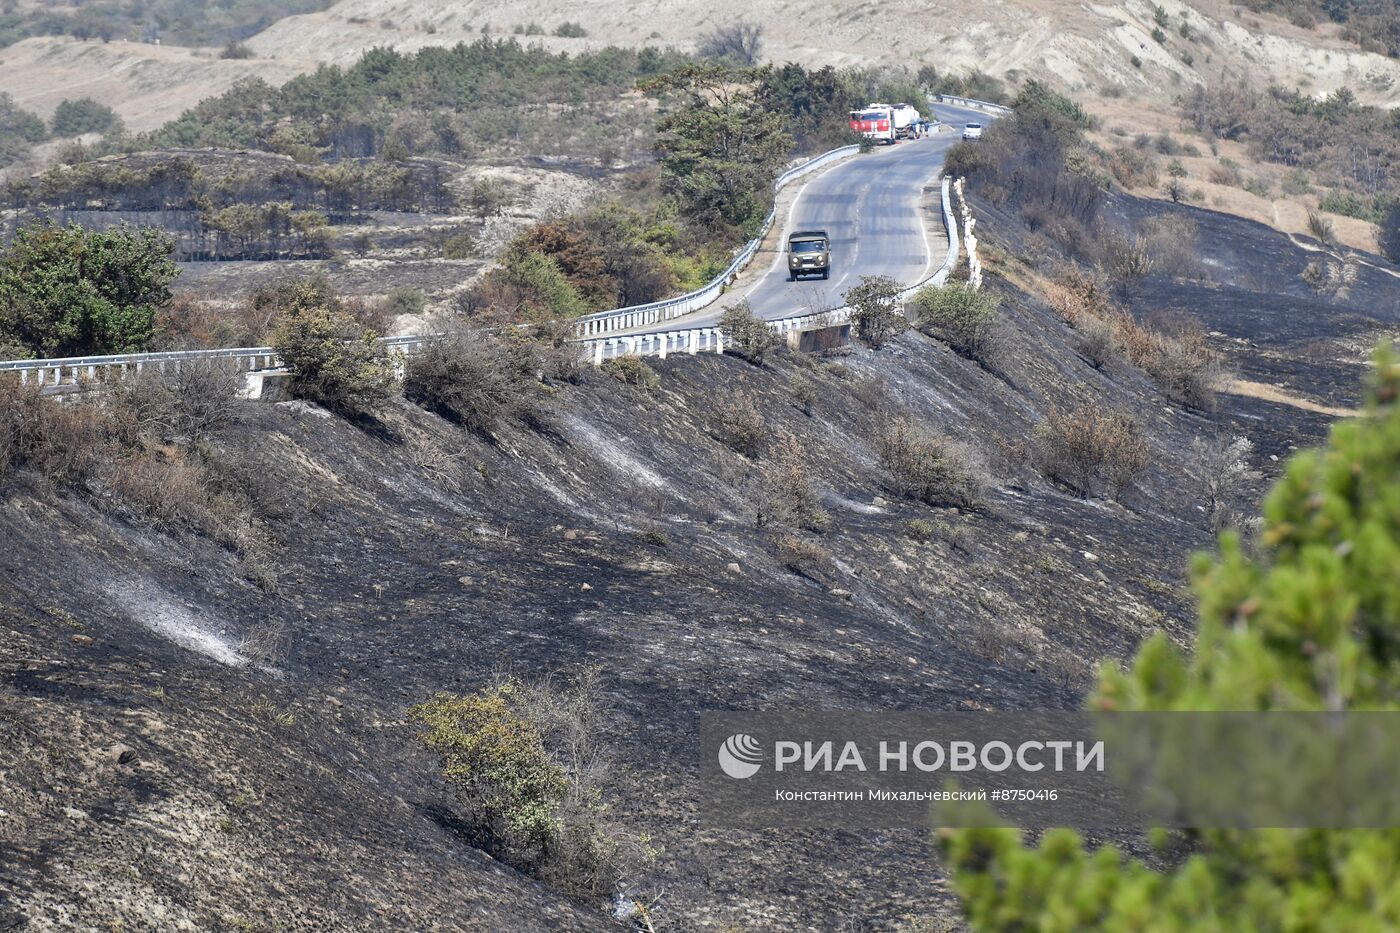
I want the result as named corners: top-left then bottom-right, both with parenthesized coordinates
top-left (962, 122), bottom-right (984, 141)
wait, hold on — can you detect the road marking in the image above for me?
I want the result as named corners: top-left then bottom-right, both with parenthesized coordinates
top-left (766, 174), bottom-right (813, 280)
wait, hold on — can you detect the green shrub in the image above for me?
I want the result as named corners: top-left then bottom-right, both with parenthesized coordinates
top-left (942, 347), bottom-right (1400, 932)
top-left (912, 283), bottom-right (1003, 365)
top-left (719, 301), bottom-right (777, 365)
top-left (0, 221), bottom-right (177, 357)
top-left (1318, 189), bottom-right (1394, 224)
top-left (1243, 176), bottom-right (1271, 198)
top-left (387, 286), bottom-right (427, 317)
top-left (412, 685), bottom-right (568, 855)
top-left (0, 93), bottom-right (47, 168)
top-left (404, 329), bottom-right (541, 432)
top-left (878, 418), bottom-right (985, 508)
top-left (907, 518), bottom-right (936, 541)
top-left (554, 21), bottom-right (588, 37)
top-left (1032, 404), bottom-right (1149, 500)
top-left (845, 275), bottom-right (907, 349)
top-left (412, 671), bottom-right (638, 898)
top-left (441, 231), bottom-right (475, 260)
top-left (270, 304), bottom-right (393, 414)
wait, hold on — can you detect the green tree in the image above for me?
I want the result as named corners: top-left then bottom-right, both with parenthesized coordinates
top-left (645, 64), bottom-right (790, 232)
top-left (0, 222), bottom-right (177, 357)
top-left (50, 97), bottom-right (120, 137)
top-left (269, 285), bottom-right (392, 414)
top-left (0, 93), bottom-right (47, 168)
top-left (754, 62), bottom-right (860, 151)
top-left (942, 348), bottom-right (1400, 930)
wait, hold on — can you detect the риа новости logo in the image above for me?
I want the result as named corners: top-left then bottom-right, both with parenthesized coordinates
top-left (718, 733), bottom-right (763, 779)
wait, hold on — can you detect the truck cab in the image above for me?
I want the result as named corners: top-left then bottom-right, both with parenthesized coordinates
top-left (787, 230), bottom-right (830, 280)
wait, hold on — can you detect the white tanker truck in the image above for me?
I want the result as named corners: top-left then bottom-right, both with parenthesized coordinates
top-left (848, 103), bottom-right (924, 145)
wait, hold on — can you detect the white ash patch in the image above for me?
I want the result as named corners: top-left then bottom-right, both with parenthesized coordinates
top-left (110, 581), bottom-right (244, 667)
top-left (567, 420), bottom-right (671, 492)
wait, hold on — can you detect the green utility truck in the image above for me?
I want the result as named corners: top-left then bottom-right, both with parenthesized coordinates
top-left (787, 230), bottom-right (831, 280)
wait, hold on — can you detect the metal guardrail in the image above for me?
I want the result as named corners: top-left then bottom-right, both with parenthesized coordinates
top-left (2, 335), bottom-right (428, 388)
top-left (0, 147), bottom-right (861, 387)
top-left (935, 95), bottom-right (1014, 116)
top-left (576, 175), bottom-right (961, 364)
top-left (1, 104), bottom-right (1002, 385)
top-left (570, 145), bottom-right (859, 338)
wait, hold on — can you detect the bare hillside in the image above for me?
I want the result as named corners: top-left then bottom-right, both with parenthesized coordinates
top-left (0, 36), bottom-right (308, 132)
top-left (3, 0), bottom-right (1398, 138)
top-left (251, 0), bottom-right (1400, 103)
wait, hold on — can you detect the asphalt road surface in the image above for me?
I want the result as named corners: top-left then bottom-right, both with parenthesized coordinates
top-left (624, 102), bottom-right (989, 333)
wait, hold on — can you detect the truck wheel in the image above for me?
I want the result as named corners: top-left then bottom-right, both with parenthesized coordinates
top-left (822, 270), bottom-right (829, 280)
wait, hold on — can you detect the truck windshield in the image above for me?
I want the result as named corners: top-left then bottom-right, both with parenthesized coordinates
top-left (791, 241), bottom-right (825, 253)
top-left (856, 111), bottom-right (885, 121)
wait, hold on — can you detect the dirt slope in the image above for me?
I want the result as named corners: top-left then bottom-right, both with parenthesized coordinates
top-left (0, 36), bottom-right (309, 132)
top-left (3, 0), bottom-right (1397, 137)
top-left (8, 183), bottom-right (1394, 927)
top-left (248, 0), bottom-right (1400, 103)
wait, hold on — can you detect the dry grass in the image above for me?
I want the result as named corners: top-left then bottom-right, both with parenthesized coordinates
top-left (1033, 404), bottom-right (1150, 501)
top-left (775, 533), bottom-right (834, 580)
top-left (877, 417), bottom-right (985, 509)
top-left (1, 373), bottom-right (276, 587)
top-left (601, 355), bottom-right (659, 392)
top-left (0, 378), bottom-right (105, 486)
top-left (708, 392), bottom-right (768, 458)
top-left (1043, 266), bottom-right (1225, 410)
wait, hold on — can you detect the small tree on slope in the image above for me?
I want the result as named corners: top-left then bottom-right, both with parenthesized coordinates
top-left (941, 346), bottom-right (1400, 930)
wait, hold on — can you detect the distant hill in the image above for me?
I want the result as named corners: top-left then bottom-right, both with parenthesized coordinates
top-left (2, 0), bottom-right (1398, 138)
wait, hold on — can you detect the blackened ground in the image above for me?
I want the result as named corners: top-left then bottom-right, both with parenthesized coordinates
top-left (0, 190), bottom-right (1374, 930)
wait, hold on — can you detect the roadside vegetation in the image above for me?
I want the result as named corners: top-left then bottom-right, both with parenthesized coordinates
top-left (1180, 85), bottom-right (1400, 241)
top-left (944, 349), bottom-right (1400, 929)
top-left (912, 283), bottom-right (1004, 368)
top-left (411, 670), bottom-right (651, 902)
top-left (948, 82), bottom-right (1226, 411)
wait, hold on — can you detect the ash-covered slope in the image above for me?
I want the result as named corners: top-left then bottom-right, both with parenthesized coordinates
top-left (1, 191), bottom-right (1377, 927)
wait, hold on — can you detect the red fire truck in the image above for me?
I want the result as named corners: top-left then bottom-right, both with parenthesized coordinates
top-left (849, 103), bottom-right (924, 145)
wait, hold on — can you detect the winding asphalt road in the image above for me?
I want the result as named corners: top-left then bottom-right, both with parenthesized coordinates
top-left (618, 102), bottom-right (988, 334)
